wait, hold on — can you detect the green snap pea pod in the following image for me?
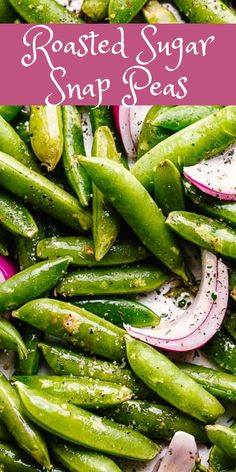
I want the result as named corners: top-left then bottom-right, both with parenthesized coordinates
top-left (125, 335), bottom-right (225, 423)
top-left (39, 343), bottom-right (154, 400)
top-left (0, 189), bottom-right (38, 238)
top-left (183, 178), bottom-right (236, 228)
top-left (0, 442), bottom-right (44, 472)
top-left (15, 381), bottom-right (159, 461)
top-left (202, 331), bottom-right (236, 375)
top-left (138, 106), bottom-right (173, 159)
top-left (72, 298), bottom-right (160, 328)
top-left (14, 216), bottom-right (45, 270)
top-left (154, 160), bottom-right (185, 215)
top-left (166, 210), bottom-right (236, 258)
top-left (0, 257), bottom-right (70, 313)
top-left (81, 0), bottom-right (109, 22)
top-left (37, 236), bottom-right (149, 267)
top-left (9, 0), bottom-right (85, 23)
top-left (16, 327), bottom-right (41, 375)
top-left (224, 312), bottom-right (236, 341)
top-left (152, 106), bottom-right (223, 131)
top-left (206, 424), bottom-right (236, 459)
top-left (0, 319), bottom-right (27, 360)
top-left (0, 421), bottom-right (13, 443)
top-left (15, 375), bottom-right (133, 408)
top-left (0, 227), bottom-right (9, 256)
top-left (177, 362), bottom-right (236, 403)
top-left (62, 106), bottom-right (91, 207)
top-left (209, 444), bottom-right (236, 472)
top-left (92, 126), bottom-right (121, 261)
top-left (143, 0), bottom-right (177, 23)
top-left (30, 106), bottom-right (64, 172)
top-left (105, 400), bottom-right (207, 442)
top-left (172, 0), bottom-right (236, 23)
top-left (0, 106), bottom-right (21, 122)
top-left (0, 374), bottom-right (51, 469)
top-left (89, 107), bottom-right (126, 162)
top-left (0, 0), bottom-right (16, 22)
top-left (13, 298), bottom-right (126, 362)
top-left (0, 115), bottom-right (41, 172)
top-left (0, 152), bottom-right (92, 231)
top-left (79, 156), bottom-right (188, 281)
top-left (109, 0), bottom-right (147, 23)
top-left (51, 438), bottom-right (122, 472)
top-left (55, 265), bottom-right (169, 297)
top-left (132, 106), bottom-right (236, 192)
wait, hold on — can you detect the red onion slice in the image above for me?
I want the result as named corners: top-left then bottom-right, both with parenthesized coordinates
top-left (0, 256), bottom-right (17, 283)
top-left (184, 145), bottom-right (236, 200)
top-left (158, 432), bottom-right (198, 472)
top-left (112, 106), bottom-right (136, 159)
top-left (130, 106), bottom-right (151, 148)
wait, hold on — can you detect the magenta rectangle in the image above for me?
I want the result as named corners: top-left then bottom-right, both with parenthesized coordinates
top-left (0, 24), bottom-right (235, 105)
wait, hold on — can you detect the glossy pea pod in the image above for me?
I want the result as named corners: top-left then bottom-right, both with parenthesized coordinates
top-left (0, 189), bottom-right (38, 238)
top-left (9, 0), bottom-right (85, 23)
top-left (0, 318), bottom-right (27, 360)
top-left (154, 160), bottom-right (185, 215)
top-left (143, 0), bottom-right (178, 23)
top-left (0, 257), bottom-right (70, 313)
top-left (0, 152), bottom-right (92, 231)
top-left (172, 0), bottom-right (236, 23)
top-left (30, 106), bottom-right (64, 172)
top-left (92, 126), bottom-right (121, 261)
top-left (37, 236), bottom-right (149, 267)
top-left (16, 326), bottom-right (41, 375)
top-left (79, 156), bottom-right (188, 281)
top-left (55, 264), bottom-right (169, 297)
top-left (105, 399), bottom-right (207, 442)
top-left (202, 331), bottom-right (236, 375)
top-left (14, 215), bottom-right (45, 270)
top-left (39, 343), bottom-right (154, 400)
top-left (0, 106), bottom-right (21, 122)
top-left (62, 106), bottom-right (91, 207)
top-left (13, 298), bottom-right (126, 362)
top-left (166, 210), bottom-right (236, 258)
top-left (206, 424), bottom-right (236, 459)
top-left (109, 0), bottom-right (147, 23)
top-left (209, 424), bottom-right (236, 472)
top-left (138, 106), bottom-right (172, 158)
top-left (125, 335), bottom-right (225, 423)
top-left (15, 381), bottom-right (159, 461)
top-left (0, 227), bottom-right (9, 256)
top-left (15, 375), bottom-right (133, 409)
top-left (81, 0), bottom-right (109, 22)
top-left (0, 442), bottom-right (65, 472)
top-left (0, 374), bottom-right (51, 469)
top-left (132, 106), bottom-right (236, 192)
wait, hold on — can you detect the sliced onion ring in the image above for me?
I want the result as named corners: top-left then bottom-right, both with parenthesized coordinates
top-left (129, 106), bottom-right (151, 148)
top-left (0, 256), bottom-right (17, 283)
top-left (158, 431), bottom-right (198, 472)
top-left (112, 106), bottom-right (136, 159)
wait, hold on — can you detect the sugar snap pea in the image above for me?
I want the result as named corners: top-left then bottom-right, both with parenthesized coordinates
top-left (15, 381), bottom-right (159, 460)
top-left (29, 106), bottom-right (64, 172)
top-left (177, 362), bottom-right (236, 403)
top-left (0, 318), bottom-right (27, 360)
top-left (0, 227), bottom-right (9, 256)
top-left (167, 210), bottom-right (236, 258)
top-left (0, 152), bottom-right (92, 231)
top-left (62, 106), bottom-right (91, 207)
top-left (138, 106), bottom-right (172, 158)
top-left (81, 0), bottom-right (109, 22)
top-left (209, 444), bottom-right (236, 472)
top-left (55, 264), bottom-right (169, 296)
top-left (206, 424), bottom-right (236, 458)
top-left (0, 106), bottom-right (21, 122)
top-left (72, 298), bottom-right (160, 328)
top-left (16, 326), bottom-right (41, 375)
top-left (9, 0), bottom-right (85, 23)
top-left (13, 298), bottom-right (126, 361)
top-left (0, 189), bottom-right (38, 238)
top-left (202, 330), bottom-right (236, 375)
top-left (109, 0), bottom-right (147, 23)
top-left (152, 105), bottom-right (222, 131)
top-left (14, 215), bottom-right (45, 270)
top-left (79, 157), bottom-right (188, 281)
top-left (154, 159), bottom-right (185, 215)
top-left (132, 106), bottom-right (236, 191)
top-left (143, 0), bottom-right (177, 23)
top-left (0, 374), bottom-right (51, 469)
top-left (37, 236), bottom-right (149, 267)
top-left (15, 375), bottom-right (133, 408)
top-left (172, 0), bottom-right (236, 23)
top-left (125, 335), bottom-right (225, 423)
top-left (39, 343), bottom-right (153, 400)
top-left (0, 442), bottom-right (43, 472)
top-left (0, 257), bottom-right (70, 313)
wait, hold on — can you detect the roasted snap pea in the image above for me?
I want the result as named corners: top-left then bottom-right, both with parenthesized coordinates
top-left (132, 106), bottom-right (236, 192)
top-left (0, 318), bottom-right (27, 360)
top-left (152, 106), bottom-right (222, 131)
top-left (14, 215), bottom-right (45, 270)
top-left (0, 106), bottom-right (21, 122)
top-left (62, 106), bottom-right (91, 207)
top-left (167, 210), bottom-right (236, 258)
top-left (177, 362), bottom-right (236, 403)
top-left (29, 106), bottom-right (63, 172)
top-left (125, 335), bottom-right (225, 423)
top-left (72, 298), bottom-right (160, 328)
top-left (39, 343), bottom-right (153, 400)
top-left (143, 0), bottom-right (177, 23)
top-left (9, 0), bottom-right (85, 23)
top-left (224, 311), bottom-right (236, 341)
top-left (51, 438), bottom-right (122, 472)
top-left (0, 227), bottom-right (9, 256)
top-left (13, 298), bottom-right (126, 362)
top-left (37, 236), bottom-right (149, 267)
top-left (202, 331), bottom-right (236, 375)
top-left (0, 189), bottom-right (38, 238)
top-left (79, 157), bottom-right (188, 281)
top-left (0, 152), bottom-right (92, 231)
top-left (209, 444), bottom-right (236, 472)
top-left (15, 381), bottom-right (159, 460)
top-left (92, 126), bottom-right (121, 261)
top-left (172, 0), bottom-right (236, 23)
top-left (138, 106), bottom-right (172, 159)
top-left (81, 0), bottom-right (109, 22)
top-left (0, 374), bottom-right (51, 469)
top-left (16, 327), bottom-right (41, 375)
top-left (0, 442), bottom-right (43, 472)
top-left (109, 0), bottom-right (147, 23)
top-left (154, 160), bottom-right (185, 215)
top-left (105, 400), bottom-right (207, 442)
top-left (55, 265), bottom-right (169, 297)
top-left (15, 375), bottom-right (133, 409)
top-left (206, 424), bottom-right (236, 459)
top-left (0, 257), bottom-right (70, 313)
